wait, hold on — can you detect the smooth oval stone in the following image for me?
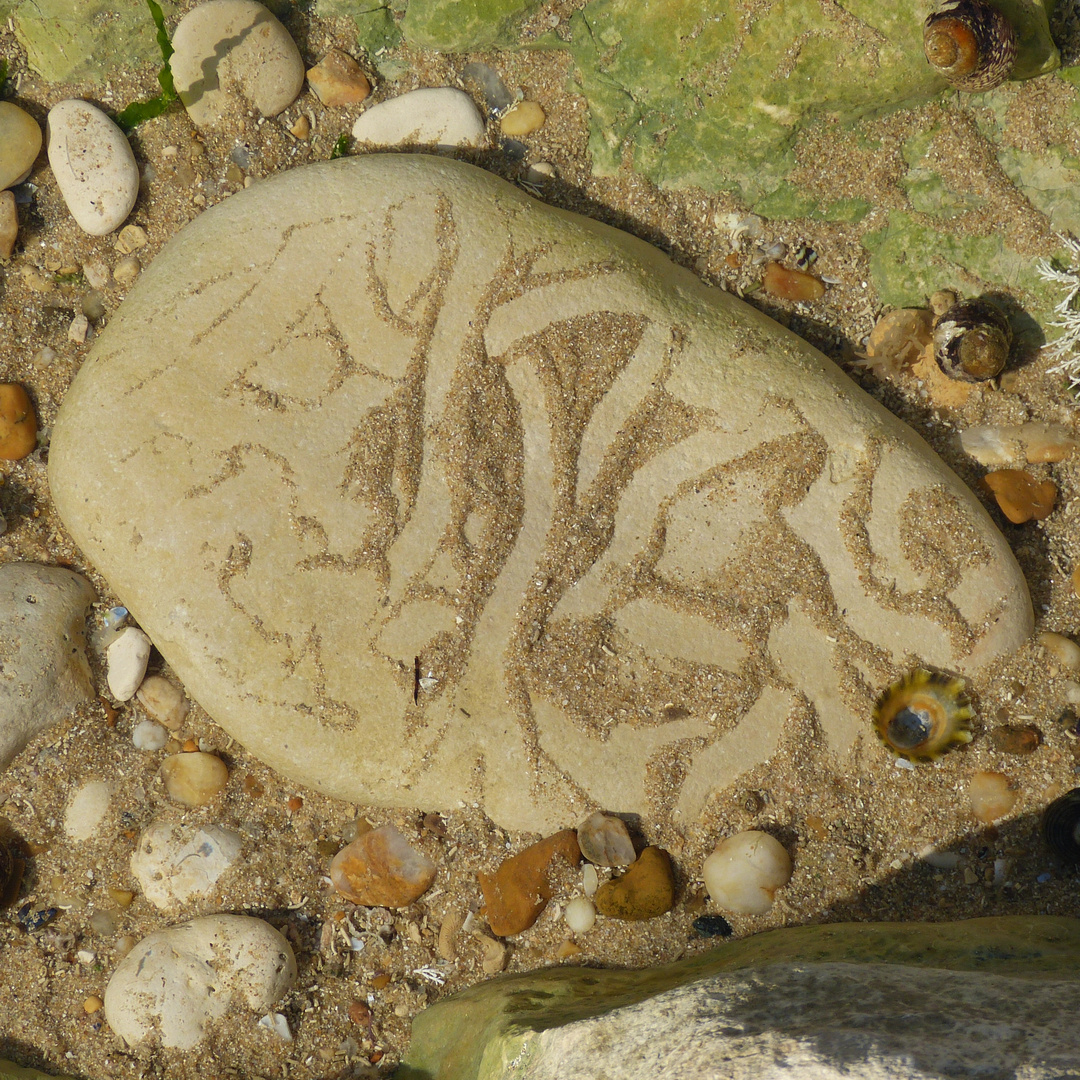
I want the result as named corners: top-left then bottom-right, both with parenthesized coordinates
top-left (0, 102), bottom-right (42, 190)
top-left (136, 674), bottom-right (190, 730)
top-left (577, 811), bottom-right (635, 867)
top-left (106, 625), bottom-right (151, 700)
top-left (352, 88), bottom-right (485, 147)
top-left (160, 751), bottom-right (229, 806)
top-left (46, 100), bottom-right (138, 236)
top-left (171, 0), bottom-right (305, 128)
top-left (49, 155), bottom-right (1033, 833)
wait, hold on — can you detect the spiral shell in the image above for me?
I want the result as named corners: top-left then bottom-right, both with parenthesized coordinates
top-left (873, 669), bottom-right (973, 762)
top-left (1041, 788), bottom-right (1080, 862)
top-left (933, 297), bottom-right (1012, 382)
top-left (923, 1), bottom-right (1017, 92)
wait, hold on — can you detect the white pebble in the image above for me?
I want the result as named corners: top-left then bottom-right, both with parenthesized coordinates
top-left (702, 831), bottom-right (792, 916)
top-left (171, 0), bottom-right (305, 128)
top-left (106, 626), bottom-right (152, 700)
top-left (919, 848), bottom-right (960, 871)
top-left (68, 313), bottom-right (90, 343)
top-left (46, 100), bottom-right (139, 236)
top-left (64, 780), bottom-right (112, 841)
top-left (582, 863), bottom-right (599, 897)
top-left (131, 819), bottom-right (243, 909)
top-left (352, 88), bottom-right (485, 149)
top-left (564, 896), bottom-right (596, 933)
top-left (1038, 631), bottom-right (1080, 671)
top-left (132, 719), bottom-right (168, 751)
top-left (258, 1012), bottom-right (292, 1041)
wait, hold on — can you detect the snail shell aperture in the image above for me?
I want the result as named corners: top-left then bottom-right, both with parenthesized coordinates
top-left (1041, 788), bottom-right (1080, 862)
top-left (873, 668), bottom-right (973, 762)
top-left (933, 297), bottom-right (1012, 382)
top-left (923, 0), bottom-right (1017, 92)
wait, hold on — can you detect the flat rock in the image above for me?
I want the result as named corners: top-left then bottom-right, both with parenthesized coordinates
top-left (0, 102), bottom-right (41, 191)
top-left (0, 563), bottom-right (95, 770)
top-left (49, 155), bottom-right (1032, 832)
top-left (104, 914), bottom-right (296, 1049)
top-left (171, 0), bottom-right (305, 128)
top-left (130, 818), bottom-right (243, 909)
top-left (46, 100), bottom-right (138, 236)
top-left (352, 89), bottom-right (485, 147)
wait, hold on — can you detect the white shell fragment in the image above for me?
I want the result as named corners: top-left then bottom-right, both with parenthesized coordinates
top-left (132, 718), bottom-right (169, 751)
top-left (171, 0), bottom-right (305, 128)
top-left (702, 831), bottom-right (792, 916)
top-left (130, 818), bottom-right (243, 909)
top-left (104, 915), bottom-right (297, 1049)
top-left (352, 88), bottom-right (486, 148)
top-left (46, 100), bottom-right (139, 236)
top-left (258, 1012), bottom-right (292, 1041)
top-left (106, 626), bottom-right (152, 700)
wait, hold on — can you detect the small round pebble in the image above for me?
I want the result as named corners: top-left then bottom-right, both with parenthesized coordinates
top-left (968, 770), bottom-right (1017, 823)
top-left (115, 224), bottom-right (148, 255)
top-left (692, 913), bottom-right (734, 938)
top-left (702, 831), bottom-right (792, 916)
top-left (113, 255), bottom-right (142, 286)
top-left (0, 101), bottom-right (42, 190)
top-left (136, 675), bottom-right (190, 730)
top-left (500, 100), bottom-right (545, 137)
top-left (132, 719), bottom-right (168, 751)
top-left (46, 100), bottom-right (139, 236)
top-left (160, 751), bottom-right (229, 806)
top-left (762, 261), bottom-right (825, 302)
top-left (64, 780), bottom-right (112, 841)
top-left (83, 995), bottom-right (104, 1015)
top-left (563, 896), bottom-right (596, 933)
top-left (1038, 630), bottom-right (1080, 671)
top-left (988, 724), bottom-right (1040, 755)
top-left (0, 384), bottom-right (37, 460)
top-left (106, 626), bottom-right (152, 701)
top-left (171, 0), bottom-right (305, 128)
top-left (352, 88), bottom-right (486, 149)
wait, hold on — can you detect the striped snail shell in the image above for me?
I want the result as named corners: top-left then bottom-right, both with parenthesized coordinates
top-left (1041, 788), bottom-right (1080, 862)
top-left (923, 0), bottom-right (1017, 92)
top-left (933, 297), bottom-right (1012, 382)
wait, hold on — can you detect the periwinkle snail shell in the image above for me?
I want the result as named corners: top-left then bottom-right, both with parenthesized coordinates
top-left (923, 0), bottom-right (1018, 92)
top-left (933, 297), bottom-right (1012, 382)
top-left (1041, 788), bottom-right (1080, 862)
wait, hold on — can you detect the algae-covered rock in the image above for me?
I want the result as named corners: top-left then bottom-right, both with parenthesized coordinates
top-left (403, 0), bottom-right (544, 51)
top-left (398, 916), bottom-right (1080, 1080)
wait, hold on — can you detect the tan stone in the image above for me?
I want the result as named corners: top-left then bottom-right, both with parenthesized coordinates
top-left (480, 830), bottom-right (581, 936)
top-left (500, 100), bottom-right (545, 137)
top-left (0, 384), bottom-right (36, 460)
top-left (160, 751), bottom-right (228, 806)
top-left (48, 156), bottom-right (1033, 833)
top-left (0, 191), bottom-right (17, 260)
top-left (329, 823), bottom-right (435, 907)
top-left (593, 846), bottom-right (675, 920)
top-left (306, 50), bottom-right (371, 107)
top-left (0, 101), bottom-right (42, 190)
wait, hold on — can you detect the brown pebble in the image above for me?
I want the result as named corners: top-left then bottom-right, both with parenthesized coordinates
top-left (0, 384), bottom-right (37, 460)
top-left (242, 774), bottom-right (265, 797)
top-left (762, 261), bottom-right (826, 302)
top-left (371, 972), bottom-right (391, 990)
top-left (289, 114), bottom-right (311, 140)
top-left (988, 724), bottom-right (1041, 755)
top-left (594, 846), bottom-right (675, 921)
top-left (306, 50), bottom-right (371, 107)
top-left (348, 1000), bottom-right (372, 1026)
top-left (500, 100), bottom-right (545, 137)
top-left (107, 888), bottom-right (134, 908)
top-left (982, 469), bottom-right (1057, 523)
top-left (422, 811), bottom-right (447, 838)
top-left (0, 190), bottom-right (17, 260)
top-left (83, 995), bottom-right (103, 1014)
top-left (287, 796), bottom-right (303, 812)
top-left (479, 829), bottom-right (581, 937)
top-left (181, 738), bottom-right (199, 752)
top-left (330, 823), bottom-right (436, 907)
top-left (804, 814), bottom-right (829, 841)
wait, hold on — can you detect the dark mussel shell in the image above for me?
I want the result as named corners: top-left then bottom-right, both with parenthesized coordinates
top-left (1041, 788), bottom-right (1080, 862)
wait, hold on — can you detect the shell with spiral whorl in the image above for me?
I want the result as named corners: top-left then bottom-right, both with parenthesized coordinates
top-left (1041, 788), bottom-right (1080, 862)
top-left (923, 0), bottom-right (1018, 92)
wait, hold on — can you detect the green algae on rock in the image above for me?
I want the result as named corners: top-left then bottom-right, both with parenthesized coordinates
top-left (402, 0), bottom-right (545, 51)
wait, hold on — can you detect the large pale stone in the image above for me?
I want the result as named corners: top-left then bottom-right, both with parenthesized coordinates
top-left (49, 155), bottom-right (1032, 832)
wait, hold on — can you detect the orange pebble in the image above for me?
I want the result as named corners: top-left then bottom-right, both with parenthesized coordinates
top-left (0, 383), bottom-right (37, 460)
top-left (288, 796), bottom-right (303, 812)
top-left (181, 738), bottom-right (199, 752)
top-left (83, 995), bottom-right (103, 1014)
top-left (762, 261), bottom-right (826, 302)
top-left (370, 1051), bottom-right (385, 1064)
top-left (371, 972), bottom-right (391, 990)
top-left (725, 252), bottom-right (741, 268)
top-left (982, 469), bottom-right (1057, 524)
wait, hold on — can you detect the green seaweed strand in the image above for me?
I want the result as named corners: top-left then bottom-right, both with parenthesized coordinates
top-left (115, 0), bottom-right (178, 130)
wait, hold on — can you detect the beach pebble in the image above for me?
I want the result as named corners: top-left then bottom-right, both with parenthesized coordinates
top-left (115, 224), bottom-right (147, 255)
top-left (352, 88), bottom-right (485, 148)
top-left (762, 261), bottom-right (825, 302)
top-left (960, 422), bottom-right (1078, 467)
top-left (161, 751), bottom-right (229, 806)
top-left (46, 100), bottom-right (138, 236)
top-left (500, 100), bottom-right (545, 136)
top-left (982, 469), bottom-right (1056, 524)
top-left (0, 564), bottom-right (95, 770)
top-left (306, 50), bottom-right (371, 106)
top-left (692, 913), bottom-right (734, 938)
top-left (63, 780), bottom-right (112, 841)
top-left (577, 811), bottom-right (636, 867)
top-left (582, 863), bottom-right (599, 896)
top-left (594, 846), bottom-right (675, 921)
top-left (702, 831), bottom-right (792, 915)
top-left (1038, 631), bottom-right (1080, 671)
top-left (988, 724), bottom-right (1041, 755)
top-left (82, 260), bottom-right (110, 289)
top-left (0, 102), bottom-right (42, 190)
top-left (0, 191), bottom-right (17, 260)
top-left (171, 0), bottom-right (305, 128)
top-left (136, 675), bottom-right (190, 730)
top-left (68, 314), bottom-right (90, 344)
top-left (330, 823), bottom-right (435, 907)
top-left (132, 719), bottom-right (169, 751)
top-left (0, 384), bottom-right (37, 460)
top-left (479, 829), bottom-right (581, 937)
top-left (113, 255), bottom-right (142, 286)
top-left (104, 915), bottom-right (296, 1049)
top-left (106, 626), bottom-right (152, 700)
top-left (131, 818), bottom-right (243, 909)
top-left (968, 770), bottom-right (1017, 823)
top-left (563, 896), bottom-right (596, 933)
top-left (477, 933), bottom-right (509, 974)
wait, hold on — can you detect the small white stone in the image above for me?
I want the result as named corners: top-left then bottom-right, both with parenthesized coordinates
top-left (171, 0), bottom-right (305, 129)
top-left (352, 88), bottom-right (485, 149)
top-left (136, 675), bottom-right (190, 730)
top-left (82, 260), bottom-right (111, 290)
top-left (564, 896), bottom-right (596, 933)
top-left (132, 719), bottom-right (168, 751)
top-left (702, 831), bottom-right (792, 916)
top-left (258, 1012), bottom-right (292, 1041)
top-left (130, 818), bottom-right (243, 909)
top-left (68, 313), bottom-right (90, 343)
top-left (104, 915), bottom-right (297, 1049)
top-left (582, 863), bottom-right (599, 897)
top-left (106, 626), bottom-right (152, 700)
top-left (46, 100), bottom-right (139, 236)
top-left (64, 780), bottom-right (112, 841)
